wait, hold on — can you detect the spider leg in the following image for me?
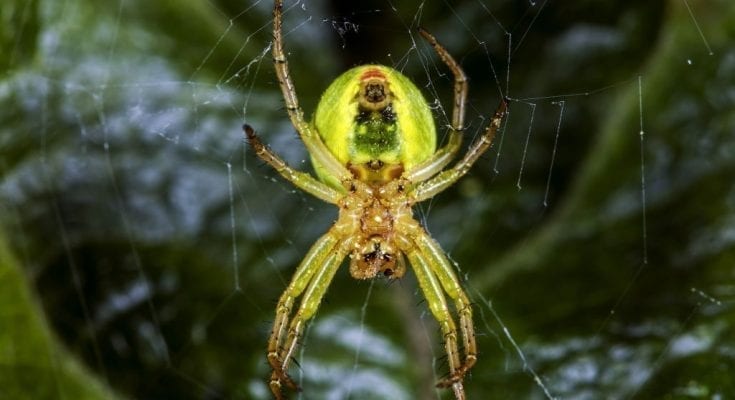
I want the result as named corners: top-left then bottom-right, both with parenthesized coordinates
top-left (398, 232), bottom-right (467, 400)
top-left (269, 234), bottom-right (350, 398)
top-left (411, 99), bottom-right (508, 202)
top-left (267, 232), bottom-right (342, 398)
top-left (244, 124), bottom-right (342, 204)
top-left (272, 0), bottom-right (353, 186)
top-left (404, 28), bottom-right (468, 183)
top-left (410, 227), bottom-right (477, 390)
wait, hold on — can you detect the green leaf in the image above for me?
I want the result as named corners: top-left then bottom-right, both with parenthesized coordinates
top-left (0, 228), bottom-right (120, 399)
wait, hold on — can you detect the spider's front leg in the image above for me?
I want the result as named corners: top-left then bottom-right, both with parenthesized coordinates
top-left (397, 216), bottom-right (479, 400)
top-left (397, 232), bottom-right (469, 400)
top-left (412, 230), bottom-right (477, 389)
top-left (267, 234), bottom-right (351, 399)
top-left (266, 232), bottom-right (339, 395)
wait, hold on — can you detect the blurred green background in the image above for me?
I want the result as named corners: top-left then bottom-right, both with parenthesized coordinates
top-left (1, 0), bottom-right (734, 399)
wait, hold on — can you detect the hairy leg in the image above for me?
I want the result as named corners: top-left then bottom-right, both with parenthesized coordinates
top-left (403, 28), bottom-right (468, 183)
top-left (271, 0), bottom-right (352, 185)
top-left (411, 228), bottom-right (477, 388)
top-left (411, 99), bottom-right (507, 202)
top-left (267, 232), bottom-right (341, 398)
top-left (244, 124), bottom-right (341, 203)
top-left (398, 233), bottom-right (467, 400)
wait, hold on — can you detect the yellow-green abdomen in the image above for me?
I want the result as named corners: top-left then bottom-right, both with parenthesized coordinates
top-left (312, 65), bottom-right (436, 187)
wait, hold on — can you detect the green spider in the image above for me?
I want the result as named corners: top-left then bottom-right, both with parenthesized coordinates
top-left (244, 1), bottom-right (507, 399)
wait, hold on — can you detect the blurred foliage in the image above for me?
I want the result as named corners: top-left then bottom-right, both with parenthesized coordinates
top-left (0, 0), bottom-right (39, 76)
top-left (0, 225), bottom-right (118, 398)
top-left (1, 0), bottom-right (734, 399)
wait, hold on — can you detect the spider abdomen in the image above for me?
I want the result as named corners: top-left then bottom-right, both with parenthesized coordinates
top-left (312, 65), bottom-right (437, 188)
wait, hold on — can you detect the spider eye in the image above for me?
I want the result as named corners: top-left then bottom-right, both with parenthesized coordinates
top-left (362, 252), bottom-right (377, 263)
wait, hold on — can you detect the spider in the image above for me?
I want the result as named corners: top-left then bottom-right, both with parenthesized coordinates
top-left (244, 1), bottom-right (507, 399)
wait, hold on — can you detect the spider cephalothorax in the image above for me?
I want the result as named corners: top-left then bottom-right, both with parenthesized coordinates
top-left (341, 180), bottom-right (409, 280)
top-left (244, 1), bottom-right (508, 399)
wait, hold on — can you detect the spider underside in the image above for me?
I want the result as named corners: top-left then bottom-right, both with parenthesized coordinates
top-left (244, 1), bottom-right (508, 399)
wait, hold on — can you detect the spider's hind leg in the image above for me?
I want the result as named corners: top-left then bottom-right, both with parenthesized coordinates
top-left (410, 99), bottom-right (508, 202)
top-left (403, 28), bottom-right (468, 183)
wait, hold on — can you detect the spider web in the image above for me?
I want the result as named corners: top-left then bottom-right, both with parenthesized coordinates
top-left (1, 0), bottom-right (734, 399)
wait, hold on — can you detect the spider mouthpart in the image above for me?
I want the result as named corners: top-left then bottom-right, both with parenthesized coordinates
top-left (380, 253), bottom-right (396, 278)
top-left (349, 236), bottom-right (405, 280)
top-left (362, 250), bottom-right (378, 263)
